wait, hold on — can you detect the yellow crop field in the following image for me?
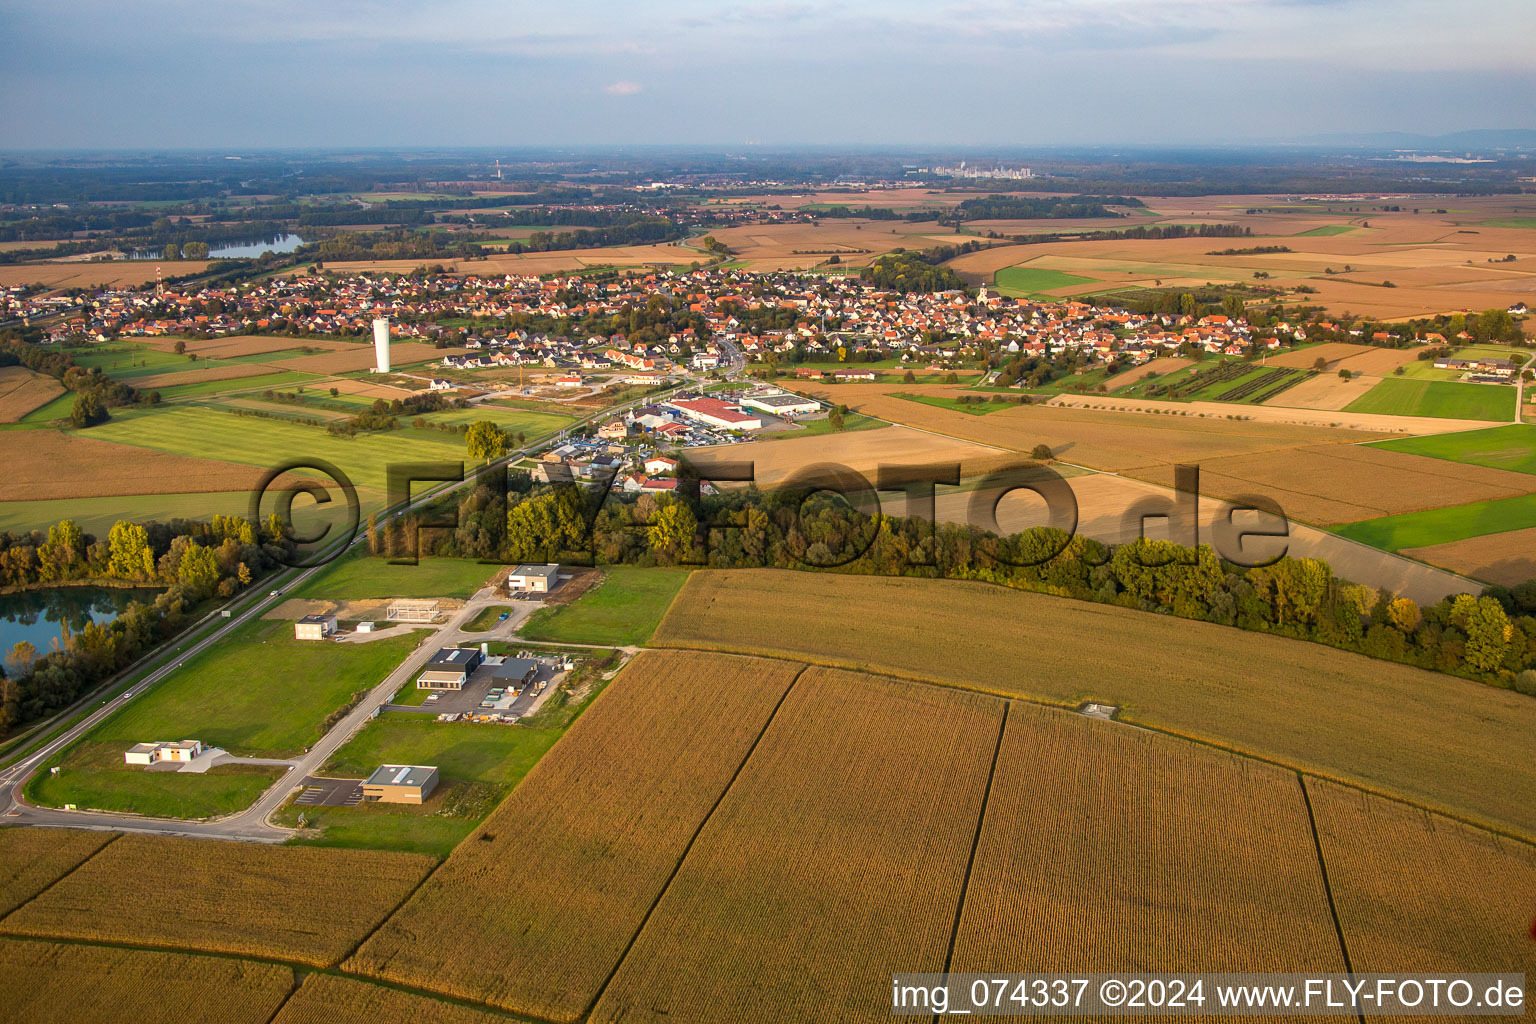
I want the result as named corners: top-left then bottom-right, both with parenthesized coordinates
top-left (347, 650), bottom-right (805, 1021)
top-left (592, 667), bottom-right (1003, 1024)
top-left (0, 366), bottom-right (65, 423)
top-left (952, 703), bottom-right (1342, 972)
top-left (0, 835), bottom-right (435, 967)
top-left (0, 938), bottom-right (294, 1024)
top-left (272, 974), bottom-right (511, 1024)
top-left (0, 828), bottom-right (114, 917)
top-left (1306, 779), bottom-right (1536, 973)
top-left (653, 569), bottom-right (1536, 838)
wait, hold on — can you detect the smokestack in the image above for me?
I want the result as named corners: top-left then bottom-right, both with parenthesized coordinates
top-left (373, 318), bottom-right (391, 373)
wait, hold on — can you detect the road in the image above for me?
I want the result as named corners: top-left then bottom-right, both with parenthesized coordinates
top-left (0, 352), bottom-right (743, 840)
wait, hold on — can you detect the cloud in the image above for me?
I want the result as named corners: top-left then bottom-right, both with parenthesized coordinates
top-left (604, 80), bottom-right (643, 96)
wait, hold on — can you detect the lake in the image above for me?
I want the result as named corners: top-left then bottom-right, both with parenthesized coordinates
top-left (0, 587), bottom-right (163, 657)
top-left (130, 233), bottom-right (305, 260)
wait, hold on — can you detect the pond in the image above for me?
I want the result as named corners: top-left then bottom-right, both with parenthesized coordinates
top-left (0, 587), bottom-right (163, 658)
top-left (130, 233), bottom-right (305, 260)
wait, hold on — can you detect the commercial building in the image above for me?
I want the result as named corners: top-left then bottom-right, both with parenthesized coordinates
top-left (493, 657), bottom-right (539, 691)
top-left (665, 397), bottom-right (763, 432)
top-left (507, 564), bottom-right (560, 593)
top-left (739, 391), bottom-right (821, 417)
top-left (362, 764), bottom-right (439, 804)
top-left (417, 647), bottom-right (484, 690)
top-left (124, 740), bottom-right (204, 765)
top-left (294, 613), bottom-right (337, 641)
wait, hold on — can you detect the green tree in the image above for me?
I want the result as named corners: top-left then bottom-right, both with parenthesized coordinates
top-left (70, 392), bottom-right (108, 428)
top-left (648, 500), bottom-right (698, 561)
top-left (176, 542), bottom-right (220, 597)
top-left (465, 419), bottom-right (509, 464)
top-left (182, 241), bottom-right (210, 260)
top-left (107, 520), bottom-right (154, 580)
top-left (828, 408), bottom-right (846, 431)
top-left (1452, 595), bottom-right (1512, 673)
top-left (163, 243), bottom-right (181, 260)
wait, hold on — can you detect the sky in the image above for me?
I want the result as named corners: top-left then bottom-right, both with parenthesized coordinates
top-left (1, 0), bottom-right (1533, 149)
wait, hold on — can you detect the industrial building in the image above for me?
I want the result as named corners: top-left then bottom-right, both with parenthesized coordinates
top-left (739, 391), bottom-right (821, 417)
top-left (294, 613), bottom-right (337, 641)
top-left (493, 657), bottom-right (539, 692)
top-left (417, 647), bottom-right (483, 689)
top-left (362, 764), bottom-right (439, 804)
top-left (665, 397), bottom-right (763, 431)
top-left (507, 564), bottom-right (560, 593)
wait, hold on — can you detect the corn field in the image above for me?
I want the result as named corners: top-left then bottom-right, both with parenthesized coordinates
top-left (1306, 778), bottom-right (1536, 975)
top-left (0, 938), bottom-right (293, 1024)
top-left (346, 649), bottom-right (804, 1021)
top-left (272, 974), bottom-right (509, 1024)
top-left (951, 704), bottom-right (1343, 974)
top-left (0, 834), bottom-right (434, 967)
top-left (591, 666), bottom-right (1004, 1024)
top-left (0, 827), bottom-right (114, 917)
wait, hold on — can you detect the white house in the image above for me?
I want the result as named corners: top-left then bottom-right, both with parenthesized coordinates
top-left (124, 740), bottom-right (205, 765)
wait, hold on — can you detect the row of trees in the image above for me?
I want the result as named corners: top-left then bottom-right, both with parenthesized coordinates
top-left (383, 479), bottom-right (1536, 694)
top-left (0, 514), bottom-right (296, 731)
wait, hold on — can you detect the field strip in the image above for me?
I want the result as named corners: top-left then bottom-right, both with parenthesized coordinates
top-left (1298, 773), bottom-right (1360, 986)
top-left (650, 570), bottom-right (1536, 844)
top-left (0, 830), bottom-right (119, 921)
top-left (582, 663), bottom-right (806, 1019)
top-left (345, 650), bottom-right (806, 1021)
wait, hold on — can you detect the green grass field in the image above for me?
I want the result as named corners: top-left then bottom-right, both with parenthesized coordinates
top-left (417, 404), bottom-right (573, 439)
top-left (13, 391), bottom-right (77, 426)
top-left (1371, 424), bottom-right (1536, 476)
top-left (894, 392), bottom-right (1012, 416)
top-left (156, 371), bottom-right (322, 400)
top-left (84, 405), bottom-right (472, 502)
top-left (1344, 378), bottom-right (1515, 421)
top-left (290, 551), bottom-right (500, 601)
top-left (83, 616), bottom-right (420, 757)
top-left (520, 566), bottom-right (689, 646)
top-left (26, 743), bottom-right (284, 820)
top-left (1481, 217), bottom-right (1536, 229)
top-left (758, 412), bottom-right (885, 438)
top-left (993, 265), bottom-right (1096, 297)
top-left (1331, 492), bottom-right (1536, 552)
top-left (463, 605), bottom-right (514, 631)
top-left (1294, 224), bottom-right (1357, 237)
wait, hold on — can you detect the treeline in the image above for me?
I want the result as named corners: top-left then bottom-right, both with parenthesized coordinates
top-left (326, 392), bottom-right (469, 436)
top-left (298, 207), bottom-right (433, 227)
top-left (501, 218), bottom-right (683, 253)
top-left (811, 205), bottom-right (939, 222)
top-left (1009, 223), bottom-right (1253, 245)
top-left (860, 250), bottom-right (969, 294)
top-left (0, 514), bottom-right (296, 730)
top-left (297, 229), bottom-right (491, 262)
top-left (949, 194), bottom-right (1144, 222)
top-left (1207, 245), bottom-right (1292, 256)
top-left (389, 482), bottom-right (1536, 695)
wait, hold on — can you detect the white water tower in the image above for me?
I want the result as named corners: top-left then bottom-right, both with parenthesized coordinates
top-left (373, 317), bottom-right (391, 373)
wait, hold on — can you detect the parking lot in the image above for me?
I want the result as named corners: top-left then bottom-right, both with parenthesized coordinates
top-left (391, 654), bottom-right (571, 721)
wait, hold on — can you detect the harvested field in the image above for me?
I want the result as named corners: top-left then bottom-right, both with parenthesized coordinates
top-left (128, 362), bottom-right (291, 389)
top-left (592, 667), bottom-right (1003, 1024)
top-left (682, 219), bottom-right (954, 271)
top-left (140, 334), bottom-right (353, 357)
top-left (951, 704), bottom-right (1342, 973)
top-left (1102, 356), bottom-right (1191, 391)
top-left (1266, 343), bottom-right (1376, 369)
top-left (1044, 393), bottom-right (1488, 436)
top-left (347, 650), bottom-right (804, 1021)
top-left (273, 974), bottom-right (511, 1024)
top-left (0, 366), bottom-right (64, 422)
top-left (1332, 346), bottom-right (1423, 376)
top-left (1134, 442), bottom-right (1536, 525)
top-left (269, 341), bottom-right (457, 374)
top-left (0, 835), bottom-right (436, 967)
top-left (0, 939), bottom-right (294, 1024)
top-left (1402, 526), bottom-right (1536, 586)
top-left (0, 429), bottom-right (266, 501)
top-left (1306, 779), bottom-right (1536, 972)
top-left (653, 570), bottom-right (1536, 838)
top-left (0, 828), bottom-right (114, 917)
top-left (0, 260), bottom-right (209, 290)
top-left (791, 381), bottom-right (1382, 473)
top-left (1264, 370), bottom-right (1379, 411)
top-left (329, 376), bottom-right (419, 400)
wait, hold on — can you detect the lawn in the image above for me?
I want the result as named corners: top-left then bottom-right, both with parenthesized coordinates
top-left (1331, 493), bottom-right (1536, 552)
top-left (84, 405), bottom-right (472, 502)
top-left (463, 605), bottom-right (514, 631)
top-left (290, 550), bottom-right (499, 601)
top-left (1371, 424), bottom-right (1536, 476)
top-left (993, 265), bottom-right (1096, 297)
top-left (520, 566), bottom-right (689, 646)
top-left (1344, 378), bottom-right (1515, 421)
top-left (27, 741), bottom-right (285, 819)
top-left (85, 616), bottom-right (421, 757)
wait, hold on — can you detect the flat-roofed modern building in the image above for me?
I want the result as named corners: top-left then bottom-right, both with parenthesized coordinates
top-left (417, 647), bottom-right (483, 689)
top-left (493, 657), bottom-right (539, 691)
top-left (294, 613), bottom-right (337, 641)
top-left (740, 391), bottom-right (821, 417)
top-left (507, 564), bottom-right (560, 593)
top-left (362, 764), bottom-right (438, 804)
